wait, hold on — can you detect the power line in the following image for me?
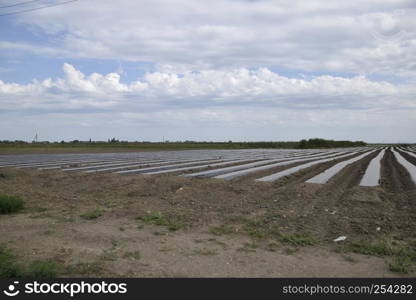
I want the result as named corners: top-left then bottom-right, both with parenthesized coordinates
top-left (0, 0), bottom-right (45, 9)
top-left (0, 0), bottom-right (79, 17)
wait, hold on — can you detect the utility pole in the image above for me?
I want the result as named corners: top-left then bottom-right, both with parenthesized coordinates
top-left (33, 132), bottom-right (38, 143)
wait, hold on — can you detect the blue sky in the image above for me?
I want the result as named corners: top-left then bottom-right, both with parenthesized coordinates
top-left (0, 0), bottom-right (415, 142)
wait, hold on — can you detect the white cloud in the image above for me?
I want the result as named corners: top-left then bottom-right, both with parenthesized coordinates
top-left (0, 63), bottom-right (409, 108)
top-left (0, 63), bottom-right (415, 142)
top-left (2, 0), bottom-right (414, 77)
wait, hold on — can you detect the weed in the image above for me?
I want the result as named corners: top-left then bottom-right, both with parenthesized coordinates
top-left (167, 223), bottom-right (183, 232)
top-left (140, 212), bottom-right (167, 225)
top-left (346, 240), bottom-right (394, 256)
top-left (339, 239), bottom-right (416, 274)
top-left (119, 227), bottom-right (125, 232)
top-left (123, 251), bottom-right (141, 260)
top-left (27, 260), bottom-right (59, 278)
top-left (209, 224), bottom-right (235, 235)
top-left (139, 211), bottom-right (183, 232)
top-left (153, 231), bottom-right (165, 236)
top-left (267, 242), bottom-right (279, 252)
top-left (280, 233), bottom-right (316, 247)
top-left (111, 240), bottom-right (119, 249)
top-left (0, 245), bottom-right (22, 277)
top-left (0, 195), bottom-right (24, 214)
top-left (226, 214), bottom-right (281, 239)
top-left (1, 246), bottom-right (60, 278)
top-left (100, 250), bottom-right (117, 261)
top-left (80, 210), bottom-right (103, 220)
top-left (389, 256), bottom-right (413, 274)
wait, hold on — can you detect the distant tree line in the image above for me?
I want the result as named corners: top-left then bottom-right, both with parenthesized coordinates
top-left (297, 138), bottom-right (366, 149)
top-left (0, 140), bottom-right (28, 144)
top-left (0, 138), bottom-right (371, 149)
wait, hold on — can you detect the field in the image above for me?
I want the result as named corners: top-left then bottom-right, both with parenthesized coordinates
top-left (1, 146), bottom-right (415, 277)
top-left (0, 139), bottom-right (367, 154)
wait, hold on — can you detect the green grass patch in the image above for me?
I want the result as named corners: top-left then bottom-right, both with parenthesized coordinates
top-left (138, 211), bottom-right (183, 232)
top-left (225, 214), bottom-right (281, 239)
top-left (0, 194), bottom-right (24, 214)
top-left (389, 256), bottom-right (413, 274)
top-left (346, 240), bottom-right (394, 256)
top-left (280, 233), bottom-right (316, 247)
top-left (123, 251), bottom-right (141, 260)
top-left (266, 242), bottom-right (279, 252)
top-left (1, 245), bottom-right (60, 278)
top-left (0, 245), bottom-right (23, 277)
top-left (27, 260), bottom-right (60, 278)
top-left (339, 239), bottom-right (416, 274)
top-left (80, 209), bottom-right (103, 220)
top-left (209, 224), bottom-right (235, 235)
top-left (140, 211), bottom-right (167, 225)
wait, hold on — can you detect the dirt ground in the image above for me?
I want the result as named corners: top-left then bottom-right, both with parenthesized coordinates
top-left (0, 148), bottom-right (415, 277)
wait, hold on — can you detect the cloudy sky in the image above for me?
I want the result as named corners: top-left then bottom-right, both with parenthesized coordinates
top-left (0, 0), bottom-right (415, 142)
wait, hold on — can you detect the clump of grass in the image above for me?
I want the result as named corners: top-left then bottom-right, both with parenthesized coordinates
top-left (0, 195), bottom-right (24, 214)
top-left (209, 224), bottom-right (235, 235)
top-left (389, 256), bottom-right (413, 274)
top-left (27, 260), bottom-right (60, 278)
top-left (167, 223), bottom-right (183, 232)
top-left (100, 250), bottom-right (117, 262)
top-left (0, 245), bottom-right (23, 277)
top-left (138, 211), bottom-right (183, 232)
top-left (152, 231), bottom-right (165, 236)
top-left (1, 245), bottom-right (61, 278)
top-left (280, 233), bottom-right (316, 247)
top-left (346, 240), bottom-right (394, 256)
top-left (140, 212), bottom-right (167, 225)
top-left (111, 240), bottom-right (119, 249)
top-left (340, 239), bottom-right (416, 274)
top-left (80, 209), bottom-right (103, 220)
top-left (123, 251), bottom-right (141, 260)
top-left (267, 242), bottom-right (279, 252)
top-left (225, 214), bottom-right (281, 239)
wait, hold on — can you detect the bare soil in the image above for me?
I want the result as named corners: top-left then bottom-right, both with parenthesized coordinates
top-left (0, 149), bottom-right (415, 277)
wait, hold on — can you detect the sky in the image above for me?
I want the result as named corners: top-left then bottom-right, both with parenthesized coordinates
top-left (0, 0), bottom-right (415, 143)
